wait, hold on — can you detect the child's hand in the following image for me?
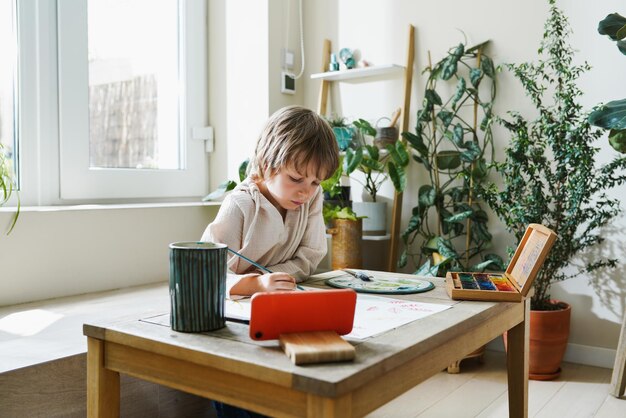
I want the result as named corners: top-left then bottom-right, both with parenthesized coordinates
top-left (258, 272), bottom-right (297, 292)
top-left (230, 272), bottom-right (297, 296)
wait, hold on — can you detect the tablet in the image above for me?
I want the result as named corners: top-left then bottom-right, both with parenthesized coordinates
top-left (249, 289), bottom-right (357, 341)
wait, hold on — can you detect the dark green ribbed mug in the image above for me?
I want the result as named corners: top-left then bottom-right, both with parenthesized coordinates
top-left (169, 242), bottom-right (227, 332)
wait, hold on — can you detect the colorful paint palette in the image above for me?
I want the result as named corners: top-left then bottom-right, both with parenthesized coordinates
top-left (454, 273), bottom-right (514, 292)
top-left (445, 224), bottom-right (558, 302)
top-left (325, 274), bottom-right (434, 294)
top-left (446, 271), bottom-right (522, 301)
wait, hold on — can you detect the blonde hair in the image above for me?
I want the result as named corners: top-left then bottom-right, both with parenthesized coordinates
top-left (249, 106), bottom-right (339, 181)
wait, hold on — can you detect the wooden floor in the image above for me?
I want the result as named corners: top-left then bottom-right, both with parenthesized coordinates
top-left (368, 350), bottom-right (626, 418)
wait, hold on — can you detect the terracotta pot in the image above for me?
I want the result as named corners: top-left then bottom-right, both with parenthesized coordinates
top-left (504, 300), bottom-right (571, 380)
top-left (327, 219), bottom-right (362, 269)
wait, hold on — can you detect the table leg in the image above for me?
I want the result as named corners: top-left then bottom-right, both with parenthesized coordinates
top-left (307, 393), bottom-right (352, 418)
top-left (609, 312), bottom-right (626, 397)
top-left (87, 337), bottom-right (120, 418)
top-left (506, 298), bottom-right (529, 418)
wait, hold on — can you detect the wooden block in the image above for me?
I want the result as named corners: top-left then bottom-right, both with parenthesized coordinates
top-left (279, 331), bottom-right (355, 365)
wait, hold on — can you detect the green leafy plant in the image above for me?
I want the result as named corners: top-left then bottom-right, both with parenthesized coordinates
top-left (0, 142), bottom-right (19, 234)
top-left (323, 205), bottom-right (364, 224)
top-left (482, 0), bottom-right (626, 311)
top-left (202, 159), bottom-right (249, 201)
top-left (343, 119), bottom-right (409, 202)
top-left (588, 12), bottom-right (626, 153)
top-left (326, 115), bottom-right (355, 151)
top-left (399, 41), bottom-right (501, 275)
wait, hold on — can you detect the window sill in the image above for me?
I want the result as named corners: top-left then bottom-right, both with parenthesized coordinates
top-left (0, 200), bottom-right (221, 213)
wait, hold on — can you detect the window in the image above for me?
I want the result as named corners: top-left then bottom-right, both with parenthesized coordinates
top-left (15, 0), bottom-right (208, 204)
top-left (0, 0), bottom-right (18, 189)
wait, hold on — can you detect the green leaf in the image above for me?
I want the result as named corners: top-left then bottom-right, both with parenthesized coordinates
top-left (598, 13), bottom-right (626, 41)
top-left (437, 110), bottom-right (454, 128)
top-left (238, 159), bottom-right (249, 182)
top-left (334, 206), bottom-right (361, 221)
top-left (472, 221), bottom-right (492, 242)
top-left (418, 185), bottom-right (436, 208)
top-left (483, 253), bottom-right (506, 270)
top-left (460, 141), bottom-right (481, 162)
top-left (588, 99), bottom-right (626, 130)
top-left (402, 131), bottom-right (428, 158)
top-left (469, 68), bottom-right (483, 87)
top-left (471, 209), bottom-right (488, 223)
top-left (417, 108), bottom-right (432, 123)
top-left (414, 260), bottom-right (437, 277)
top-left (608, 129), bottom-right (626, 153)
top-left (424, 236), bottom-right (440, 251)
top-left (452, 77), bottom-right (466, 110)
top-left (344, 147), bottom-right (363, 174)
top-left (481, 56), bottom-right (495, 78)
top-left (387, 162), bottom-right (406, 192)
top-left (436, 150), bottom-right (461, 170)
top-left (452, 124), bottom-right (464, 146)
top-left (402, 214), bottom-right (421, 241)
top-left (394, 141), bottom-right (410, 167)
top-left (203, 180), bottom-right (237, 201)
top-left (353, 119), bottom-right (376, 136)
top-left (320, 157), bottom-right (344, 194)
top-left (360, 158), bottom-right (385, 172)
top-left (471, 158), bottom-right (489, 179)
top-left (365, 144), bottom-right (379, 161)
top-left (445, 210), bottom-right (473, 223)
top-left (398, 251), bottom-right (408, 268)
top-left (437, 238), bottom-right (459, 259)
top-left (425, 89), bottom-right (443, 106)
top-left (469, 259), bottom-right (495, 272)
top-left (441, 43), bottom-right (464, 80)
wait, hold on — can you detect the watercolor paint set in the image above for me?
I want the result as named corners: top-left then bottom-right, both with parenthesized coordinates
top-left (445, 224), bottom-right (557, 302)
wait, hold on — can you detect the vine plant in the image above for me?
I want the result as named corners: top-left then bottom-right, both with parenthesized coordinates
top-left (399, 41), bottom-right (503, 275)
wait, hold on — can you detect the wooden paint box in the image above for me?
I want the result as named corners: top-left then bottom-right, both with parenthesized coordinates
top-left (445, 224), bottom-right (557, 302)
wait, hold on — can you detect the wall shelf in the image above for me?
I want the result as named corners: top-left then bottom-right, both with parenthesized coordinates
top-left (310, 64), bottom-right (404, 82)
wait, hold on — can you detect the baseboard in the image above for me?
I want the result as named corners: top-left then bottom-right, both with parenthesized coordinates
top-left (562, 343), bottom-right (616, 369)
top-left (487, 338), bottom-right (616, 369)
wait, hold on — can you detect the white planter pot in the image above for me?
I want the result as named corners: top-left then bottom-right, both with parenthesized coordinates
top-left (352, 201), bottom-right (387, 235)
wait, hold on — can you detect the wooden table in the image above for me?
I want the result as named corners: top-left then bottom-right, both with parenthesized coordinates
top-left (83, 270), bottom-right (530, 417)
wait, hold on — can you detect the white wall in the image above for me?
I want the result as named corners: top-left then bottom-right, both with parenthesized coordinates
top-left (297, 0), bottom-right (626, 355)
top-left (0, 204), bottom-right (219, 305)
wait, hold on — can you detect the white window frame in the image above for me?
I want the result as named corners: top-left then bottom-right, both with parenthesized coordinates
top-left (14, 0), bottom-right (208, 205)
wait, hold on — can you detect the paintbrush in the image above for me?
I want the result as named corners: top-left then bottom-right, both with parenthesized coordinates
top-left (227, 248), bottom-right (305, 290)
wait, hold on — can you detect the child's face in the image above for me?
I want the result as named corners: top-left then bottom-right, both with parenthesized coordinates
top-left (263, 165), bottom-right (321, 212)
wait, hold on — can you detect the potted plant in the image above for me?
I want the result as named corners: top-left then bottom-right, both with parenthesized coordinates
top-left (320, 155), bottom-right (351, 215)
top-left (482, 0), bottom-right (626, 380)
top-left (326, 115), bottom-right (355, 152)
top-left (325, 205), bottom-right (364, 269)
top-left (588, 12), bottom-right (626, 153)
top-left (0, 142), bottom-right (19, 234)
top-left (399, 40), bottom-right (500, 276)
top-left (346, 118), bottom-right (409, 235)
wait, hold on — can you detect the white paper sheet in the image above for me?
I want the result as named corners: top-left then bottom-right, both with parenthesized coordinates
top-left (225, 290), bottom-right (451, 340)
top-left (346, 294), bottom-right (451, 340)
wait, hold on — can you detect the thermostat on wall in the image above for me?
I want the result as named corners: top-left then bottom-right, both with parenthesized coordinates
top-left (281, 71), bottom-right (295, 95)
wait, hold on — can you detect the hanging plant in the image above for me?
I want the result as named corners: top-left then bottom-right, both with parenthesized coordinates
top-left (588, 12), bottom-right (626, 153)
top-left (399, 41), bottom-right (502, 275)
